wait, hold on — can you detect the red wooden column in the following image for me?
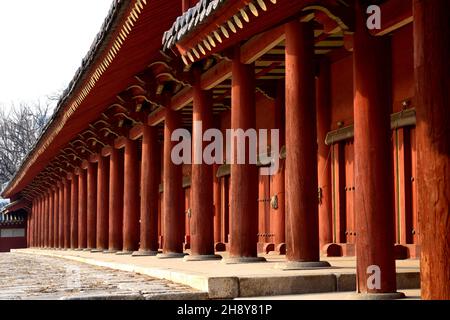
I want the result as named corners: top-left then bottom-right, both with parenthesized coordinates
top-left (35, 197), bottom-right (40, 247)
top-left (70, 173), bottom-right (79, 249)
top-left (185, 68), bottom-right (221, 261)
top-left (48, 190), bottom-right (54, 248)
top-left (414, 0), bottom-right (450, 300)
top-left (133, 126), bottom-right (160, 256)
top-left (26, 217), bottom-right (29, 247)
top-left (34, 198), bottom-right (38, 247)
top-left (317, 58), bottom-right (333, 250)
top-left (42, 195), bottom-right (46, 247)
top-left (29, 202), bottom-right (33, 247)
top-left (213, 164), bottom-right (223, 249)
top-left (63, 178), bottom-right (71, 249)
top-left (53, 187), bottom-right (59, 248)
top-left (30, 201), bottom-right (34, 247)
top-left (44, 192), bottom-right (49, 248)
top-left (38, 197), bottom-right (42, 247)
top-left (34, 199), bottom-right (38, 247)
top-left (157, 108), bottom-right (185, 258)
top-left (225, 47), bottom-right (264, 264)
top-left (107, 147), bottom-right (124, 253)
top-left (39, 195), bottom-right (43, 247)
top-left (272, 79), bottom-right (286, 254)
top-left (78, 167), bottom-right (88, 249)
top-left (26, 210), bottom-right (31, 247)
top-left (94, 155), bottom-right (109, 252)
top-left (40, 194), bottom-right (44, 247)
top-left (46, 192), bottom-right (53, 248)
top-left (87, 161), bottom-right (97, 250)
top-left (119, 138), bottom-right (140, 254)
top-left (284, 20), bottom-right (329, 269)
top-left (271, 161), bottom-right (285, 252)
top-left (36, 198), bottom-right (40, 247)
top-left (353, 2), bottom-right (401, 298)
top-left (58, 181), bottom-right (65, 249)
top-left (30, 200), bottom-right (35, 247)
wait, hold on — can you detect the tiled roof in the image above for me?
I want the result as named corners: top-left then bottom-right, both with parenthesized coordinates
top-left (1, 0), bottom-right (129, 198)
top-left (162, 0), bottom-right (227, 50)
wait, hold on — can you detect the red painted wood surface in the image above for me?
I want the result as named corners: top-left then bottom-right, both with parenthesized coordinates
top-left (96, 156), bottom-right (109, 250)
top-left (220, 176), bottom-right (230, 244)
top-left (190, 75), bottom-right (215, 256)
top-left (344, 140), bottom-right (355, 244)
top-left (139, 126), bottom-right (160, 252)
top-left (78, 168), bottom-right (88, 249)
top-left (123, 138), bottom-right (140, 252)
top-left (70, 174), bottom-right (79, 249)
top-left (87, 162), bottom-right (97, 249)
top-left (229, 48), bottom-right (258, 259)
top-left (414, 0), bottom-right (450, 300)
top-left (53, 188), bottom-right (59, 248)
top-left (285, 20), bottom-right (320, 262)
top-left (353, 2), bottom-right (396, 294)
top-left (48, 191), bottom-right (54, 248)
top-left (317, 59), bottom-right (333, 249)
top-left (58, 182), bottom-right (65, 248)
top-left (108, 148), bottom-right (124, 252)
top-left (258, 174), bottom-right (271, 246)
top-left (162, 108), bottom-right (184, 254)
top-left (213, 165), bottom-right (222, 244)
top-left (63, 181), bottom-right (71, 249)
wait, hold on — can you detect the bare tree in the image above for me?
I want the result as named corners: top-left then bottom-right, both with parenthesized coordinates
top-left (0, 103), bottom-right (52, 186)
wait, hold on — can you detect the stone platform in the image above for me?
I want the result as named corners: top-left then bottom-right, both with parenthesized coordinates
top-left (12, 249), bottom-right (421, 299)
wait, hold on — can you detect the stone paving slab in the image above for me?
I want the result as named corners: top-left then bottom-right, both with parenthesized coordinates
top-left (0, 252), bottom-right (207, 300)
top-left (237, 289), bottom-right (422, 300)
top-left (12, 249), bottom-right (421, 299)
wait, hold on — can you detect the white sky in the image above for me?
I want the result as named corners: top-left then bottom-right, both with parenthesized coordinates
top-left (0, 0), bottom-right (113, 111)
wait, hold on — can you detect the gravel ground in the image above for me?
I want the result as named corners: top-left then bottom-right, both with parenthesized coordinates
top-left (0, 252), bottom-right (207, 300)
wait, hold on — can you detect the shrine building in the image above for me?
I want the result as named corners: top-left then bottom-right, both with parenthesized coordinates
top-left (1, 0), bottom-right (448, 300)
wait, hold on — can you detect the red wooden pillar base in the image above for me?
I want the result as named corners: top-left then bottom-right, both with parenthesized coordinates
top-left (414, 0), bottom-right (450, 300)
top-left (283, 20), bottom-right (329, 270)
top-left (353, 2), bottom-right (402, 299)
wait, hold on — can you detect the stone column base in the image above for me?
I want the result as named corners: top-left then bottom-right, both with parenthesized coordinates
top-left (276, 261), bottom-right (331, 270)
top-left (183, 254), bottom-right (222, 262)
top-left (222, 257), bottom-right (266, 264)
